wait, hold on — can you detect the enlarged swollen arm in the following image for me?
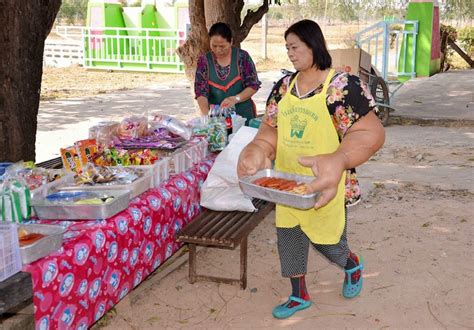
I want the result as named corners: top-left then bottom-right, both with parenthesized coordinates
top-left (299, 111), bottom-right (385, 209)
top-left (237, 122), bottom-right (277, 178)
top-left (335, 111), bottom-right (385, 169)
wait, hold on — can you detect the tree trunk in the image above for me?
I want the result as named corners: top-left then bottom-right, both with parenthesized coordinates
top-left (177, 0), bottom-right (269, 84)
top-left (204, 0), bottom-right (243, 45)
top-left (0, 0), bottom-right (61, 162)
top-left (176, 0), bottom-right (209, 81)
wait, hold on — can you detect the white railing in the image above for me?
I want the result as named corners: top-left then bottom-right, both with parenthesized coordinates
top-left (44, 40), bottom-right (83, 67)
top-left (82, 27), bottom-right (186, 73)
top-left (55, 25), bottom-right (85, 41)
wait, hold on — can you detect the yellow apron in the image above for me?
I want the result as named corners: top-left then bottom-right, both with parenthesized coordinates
top-left (275, 69), bottom-right (346, 244)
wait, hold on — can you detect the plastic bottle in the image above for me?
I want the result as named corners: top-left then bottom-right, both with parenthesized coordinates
top-left (223, 107), bottom-right (233, 136)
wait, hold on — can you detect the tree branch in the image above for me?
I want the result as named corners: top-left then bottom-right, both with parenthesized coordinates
top-left (234, 0), bottom-right (245, 20)
top-left (238, 0), bottom-right (269, 43)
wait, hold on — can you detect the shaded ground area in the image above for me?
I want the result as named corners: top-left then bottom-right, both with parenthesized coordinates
top-left (41, 65), bottom-right (185, 101)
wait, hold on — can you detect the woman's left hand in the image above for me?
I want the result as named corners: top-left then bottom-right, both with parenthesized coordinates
top-left (220, 96), bottom-right (238, 109)
top-left (298, 151), bottom-right (347, 209)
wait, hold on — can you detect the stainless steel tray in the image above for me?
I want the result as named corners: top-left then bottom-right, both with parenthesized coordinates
top-left (59, 172), bottom-right (152, 198)
top-left (31, 190), bottom-right (130, 220)
top-left (239, 169), bottom-right (319, 210)
top-left (18, 224), bottom-right (66, 264)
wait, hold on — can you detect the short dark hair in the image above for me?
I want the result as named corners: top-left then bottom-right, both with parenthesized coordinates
top-left (284, 19), bottom-right (332, 70)
top-left (209, 22), bottom-right (232, 43)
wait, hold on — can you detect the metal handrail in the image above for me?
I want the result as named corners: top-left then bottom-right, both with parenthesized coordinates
top-left (355, 20), bottom-right (418, 81)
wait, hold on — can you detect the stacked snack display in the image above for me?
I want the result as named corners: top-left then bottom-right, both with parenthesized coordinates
top-left (93, 148), bottom-right (159, 166)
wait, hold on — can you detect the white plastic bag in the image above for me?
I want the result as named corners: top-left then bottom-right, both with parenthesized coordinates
top-left (200, 126), bottom-right (258, 212)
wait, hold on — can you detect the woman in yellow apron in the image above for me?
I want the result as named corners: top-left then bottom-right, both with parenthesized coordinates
top-left (237, 20), bottom-right (385, 319)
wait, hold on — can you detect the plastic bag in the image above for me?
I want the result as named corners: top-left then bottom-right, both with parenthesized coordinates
top-left (89, 121), bottom-right (119, 147)
top-left (151, 113), bottom-right (192, 140)
top-left (200, 126), bottom-right (258, 212)
top-left (1, 180), bottom-right (31, 222)
top-left (118, 116), bottom-right (148, 139)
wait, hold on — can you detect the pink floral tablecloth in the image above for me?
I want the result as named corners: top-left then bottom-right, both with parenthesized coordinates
top-left (23, 158), bottom-right (214, 330)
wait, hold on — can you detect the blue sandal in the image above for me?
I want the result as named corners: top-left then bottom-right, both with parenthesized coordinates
top-left (343, 254), bottom-right (364, 298)
top-left (272, 295), bottom-right (312, 319)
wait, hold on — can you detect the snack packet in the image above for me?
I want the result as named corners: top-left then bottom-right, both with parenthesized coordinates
top-left (75, 139), bottom-right (98, 166)
top-left (60, 146), bottom-right (83, 173)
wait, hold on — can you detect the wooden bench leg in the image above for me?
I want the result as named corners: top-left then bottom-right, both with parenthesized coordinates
top-left (240, 237), bottom-right (248, 290)
top-left (187, 238), bottom-right (249, 290)
top-left (188, 244), bottom-right (196, 284)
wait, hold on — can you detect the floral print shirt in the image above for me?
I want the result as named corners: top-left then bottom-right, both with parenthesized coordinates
top-left (264, 71), bottom-right (378, 206)
top-left (194, 48), bottom-right (261, 99)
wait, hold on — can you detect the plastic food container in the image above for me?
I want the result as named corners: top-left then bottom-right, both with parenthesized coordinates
top-left (30, 173), bottom-right (75, 200)
top-left (59, 168), bottom-right (153, 198)
top-left (32, 190), bottom-right (131, 220)
top-left (152, 157), bottom-right (170, 187)
top-left (0, 223), bottom-right (22, 281)
top-left (232, 115), bottom-right (246, 134)
top-left (18, 224), bottom-right (66, 264)
top-left (239, 169), bottom-right (319, 210)
top-left (169, 148), bottom-right (188, 175)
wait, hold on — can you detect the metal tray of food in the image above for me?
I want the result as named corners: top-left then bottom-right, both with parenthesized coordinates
top-left (239, 169), bottom-right (319, 210)
top-left (59, 172), bottom-right (152, 198)
top-left (18, 224), bottom-right (66, 264)
top-left (31, 190), bottom-right (131, 220)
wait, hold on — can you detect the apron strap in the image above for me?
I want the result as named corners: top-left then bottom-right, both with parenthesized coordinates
top-left (287, 69), bottom-right (335, 97)
top-left (320, 68), bottom-right (335, 97)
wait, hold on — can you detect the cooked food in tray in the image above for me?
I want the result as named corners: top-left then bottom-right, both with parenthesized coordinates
top-left (17, 224), bottom-right (66, 264)
top-left (239, 169), bottom-right (319, 210)
top-left (18, 228), bottom-right (45, 247)
top-left (252, 177), bottom-right (309, 195)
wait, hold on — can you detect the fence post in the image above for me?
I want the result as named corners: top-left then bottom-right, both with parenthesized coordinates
top-left (411, 22), bottom-right (418, 78)
top-left (382, 22), bottom-right (390, 81)
top-left (261, 14), bottom-right (267, 60)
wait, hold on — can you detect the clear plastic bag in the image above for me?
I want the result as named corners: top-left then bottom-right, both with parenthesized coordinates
top-left (150, 113), bottom-right (192, 140)
top-left (207, 118), bottom-right (227, 152)
top-left (118, 116), bottom-right (148, 139)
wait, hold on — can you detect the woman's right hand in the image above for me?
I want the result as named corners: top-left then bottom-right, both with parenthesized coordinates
top-left (237, 143), bottom-right (272, 178)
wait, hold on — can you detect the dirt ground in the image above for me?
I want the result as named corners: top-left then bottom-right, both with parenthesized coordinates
top-left (40, 66), bottom-right (185, 101)
top-left (37, 33), bottom-right (472, 327)
top-left (88, 125), bottom-right (473, 329)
